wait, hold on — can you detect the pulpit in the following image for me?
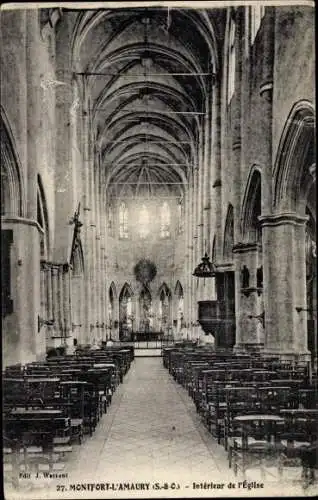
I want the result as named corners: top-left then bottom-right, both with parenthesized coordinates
top-left (198, 300), bottom-right (218, 335)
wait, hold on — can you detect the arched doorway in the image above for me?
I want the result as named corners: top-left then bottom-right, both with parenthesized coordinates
top-left (236, 166), bottom-right (264, 351)
top-left (215, 204), bottom-right (236, 348)
top-left (119, 283), bottom-right (134, 341)
top-left (174, 281), bottom-right (184, 337)
top-left (158, 283), bottom-right (172, 336)
top-left (1, 110), bottom-right (25, 364)
top-left (139, 286), bottom-right (153, 340)
top-left (108, 282), bottom-right (117, 338)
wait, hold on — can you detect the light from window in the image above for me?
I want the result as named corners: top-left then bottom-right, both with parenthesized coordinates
top-left (139, 204), bottom-right (150, 238)
top-left (127, 296), bottom-right (132, 317)
top-left (250, 6), bottom-right (265, 44)
top-left (108, 204), bottom-right (114, 236)
top-left (119, 202), bottom-right (128, 239)
top-left (228, 18), bottom-right (236, 104)
top-left (160, 201), bottom-right (171, 238)
top-left (177, 198), bottom-right (184, 233)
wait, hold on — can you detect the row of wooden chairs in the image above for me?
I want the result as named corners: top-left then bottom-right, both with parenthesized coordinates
top-left (3, 345), bottom-right (134, 488)
top-left (163, 345), bottom-right (317, 488)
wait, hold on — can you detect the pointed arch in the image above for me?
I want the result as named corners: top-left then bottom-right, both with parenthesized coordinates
top-left (1, 107), bottom-right (25, 217)
top-left (273, 100), bottom-right (315, 213)
top-left (109, 281), bottom-right (117, 301)
top-left (223, 204), bottom-right (234, 260)
top-left (241, 165), bottom-right (262, 242)
top-left (174, 280), bottom-right (184, 298)
top-left (174, 280), bottom-right (184, 333)
top-left (119, 282), bottom-right (134, 299)
top-left (158, 282), bottom-right (172, 298)
top-left (108, 282), bottom-right (117, 327)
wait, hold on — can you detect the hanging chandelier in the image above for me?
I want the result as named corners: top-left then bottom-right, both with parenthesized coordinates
top-left (192, 252), bottom-right (216, 278)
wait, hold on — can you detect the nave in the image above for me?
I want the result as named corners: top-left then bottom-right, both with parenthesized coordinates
top-left (1, 4), bottom-right (316, 499)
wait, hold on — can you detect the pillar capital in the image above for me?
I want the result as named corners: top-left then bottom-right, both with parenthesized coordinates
top-left (259, 212), bottom-right (309, 228)
top-left (40, 260), bottom-right (50, 271)
top-left (232, 242), bottom-right (260, 254)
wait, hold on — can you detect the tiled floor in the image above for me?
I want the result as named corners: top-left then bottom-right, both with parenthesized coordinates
top-left (5, 358), bottom-right (316, 499)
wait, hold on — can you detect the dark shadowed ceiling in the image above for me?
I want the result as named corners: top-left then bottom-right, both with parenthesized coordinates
top-left (68, 7), bottom-right (226, 199)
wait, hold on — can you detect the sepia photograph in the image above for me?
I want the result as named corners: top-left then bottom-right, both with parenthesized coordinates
top-left (1, 0), bottom-right (316, 498)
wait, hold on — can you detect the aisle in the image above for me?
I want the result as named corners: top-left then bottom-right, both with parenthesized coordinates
top-left (68, 357), bottom-right (233, 484)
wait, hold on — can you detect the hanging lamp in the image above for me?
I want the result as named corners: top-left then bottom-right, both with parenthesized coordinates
top-left (192, 252), bottom-right (216, 278)
top-left (193, 239), bottom-right (216, 279)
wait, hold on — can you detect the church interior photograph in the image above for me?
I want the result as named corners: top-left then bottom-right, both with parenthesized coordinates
top-left (1, 1), bottom-right (317, 497)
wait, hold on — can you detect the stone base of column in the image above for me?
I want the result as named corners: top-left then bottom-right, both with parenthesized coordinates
top-left (263, 347), bottom-right (311, 364)
top-left (234, 342), bottom-right (265, 354)
top-left (233, 343), bottom-right (245, 353)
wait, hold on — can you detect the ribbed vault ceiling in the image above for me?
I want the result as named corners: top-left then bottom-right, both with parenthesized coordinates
top-left (70, 7), bottom-right (225, 198)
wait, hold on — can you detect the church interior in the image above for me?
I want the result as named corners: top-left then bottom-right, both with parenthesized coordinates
top-left (1, 2), bottom-right (317, 496)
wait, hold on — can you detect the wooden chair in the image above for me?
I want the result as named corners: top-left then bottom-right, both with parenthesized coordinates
top-left (278, 409), bottom-right (318, 485)
top-left (60, 381), bottom-right (85, 444)
top-left (229, 414), bottom-right (285, 478)
top-left (224, 386), bottom-right (260, 452)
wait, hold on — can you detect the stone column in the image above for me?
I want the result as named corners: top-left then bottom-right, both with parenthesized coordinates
top-left (233, 243), bottom-right (265, 351)
top-left (39, 261), bottom-right (48, 357)
top-left (212, 80), bottom-right (222, 260)
top-left (95, 168), bottom-right (101, 341)
top-left (192, 166), bottom-right (199, 329)
top-left (51, 265), bottom-right (59, 338)
top-left (58, 265), bottom-right (65, 340)
top-left (62, 264), bottom-right (72, 347)
top-left (46, 262), bottom-right (54, 343)
top-left (260, 7), bottom-right (275, 212)
top-left (185, 184), bottom-right (193, 329)
top-left (232, 7), bottom-right (243, 239)
top-left (26, 10), bottom-right (40, 220)
top-left (113, 295), bottom-right (120, 341)
top-left (40, 262), bottom-right (46, 321)
top-left (260, 213), bottom-right (310, 360)
top-left (89, 157), bottom-right (97, 343)
top-left (82, 94), bottom-right (92, 344)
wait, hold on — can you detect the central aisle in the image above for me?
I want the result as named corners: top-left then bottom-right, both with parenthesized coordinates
top-left (68, 357), bottom-right (233, 485)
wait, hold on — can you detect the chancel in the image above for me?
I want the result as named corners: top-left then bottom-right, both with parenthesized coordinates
top-left (1, 2), bottom-right (317, 495)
